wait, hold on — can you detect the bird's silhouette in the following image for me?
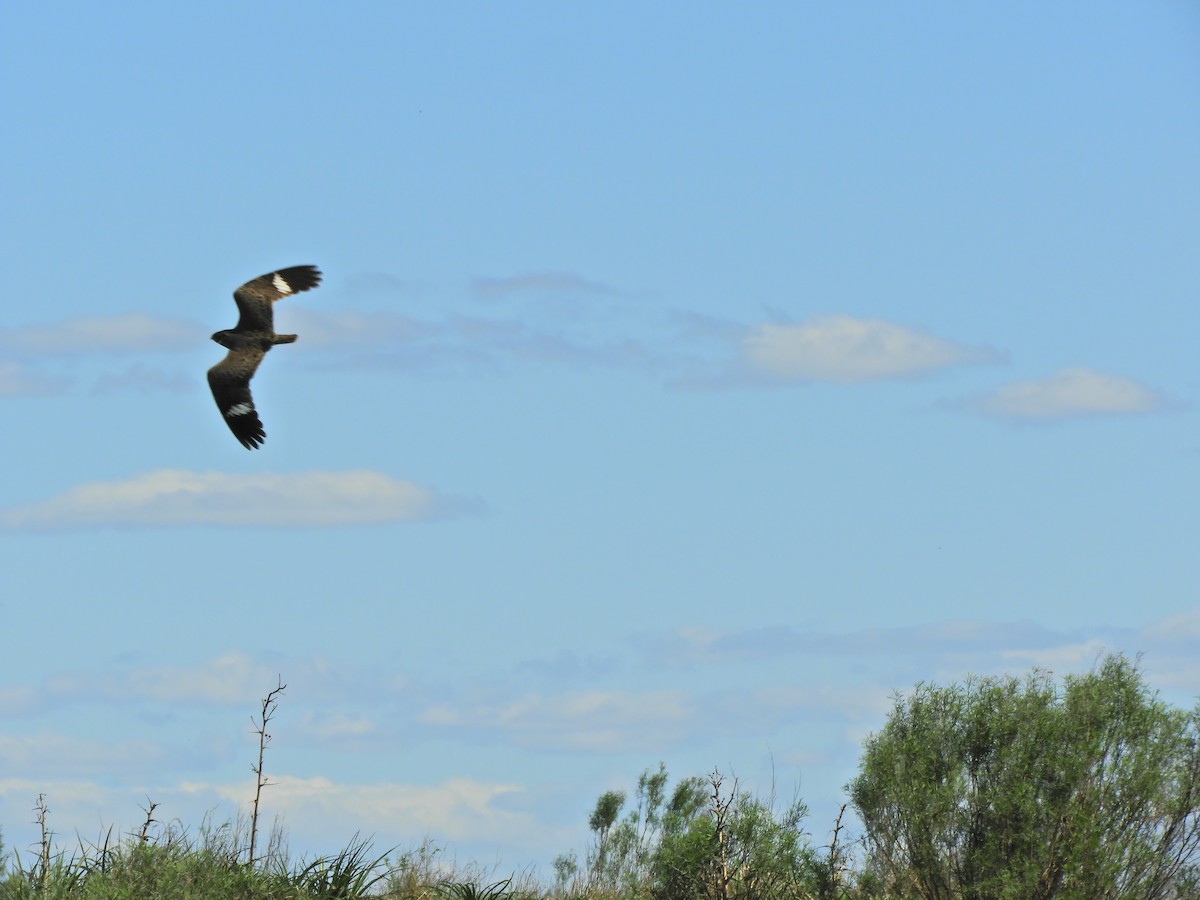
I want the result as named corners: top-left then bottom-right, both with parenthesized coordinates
top-left (208, 265), bottom-right (321, 449)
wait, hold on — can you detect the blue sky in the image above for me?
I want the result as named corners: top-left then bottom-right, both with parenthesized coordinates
top-left (2, 0), bottom-right (1198, 875)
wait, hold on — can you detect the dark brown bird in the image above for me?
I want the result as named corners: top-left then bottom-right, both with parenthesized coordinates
top-left (208, 265), bottom-right (322, 449)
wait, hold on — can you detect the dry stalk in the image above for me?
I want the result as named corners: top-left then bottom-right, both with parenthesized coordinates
top-left (249, 676), bottom-right (286, 866)
top-left (138, 797), bottom-right (159, 843)
top-left (708, 770), bottom-right (735, 900)
top-left (34, 793), bottom-right (51, 892)
top-left (824, 803), bottom-right (849, 897)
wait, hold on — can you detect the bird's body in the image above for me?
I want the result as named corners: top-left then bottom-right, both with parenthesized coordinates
top-left (208, 265), bottom-right (321, 449)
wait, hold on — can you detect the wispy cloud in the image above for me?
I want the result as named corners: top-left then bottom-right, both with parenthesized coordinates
top-left (420, 690), bottom-right (696, 752)
top-left (0, 281), bottom-right (968, 395)
top-left (300, 310), bottom-right (665, 377)
top-left (285, 309), bottom-right (428, 350)
top-left (0, 314), bottom-right (200, 357)
top-left (472, 271), bottom-right (615, 297)
top-left (209, 775), bottom-right (536, 844)
top-left (969, 367), bottom-right (1167, 420)
top-left (0, 734), bottom-right (168, 777)
top-left (640, 619), bottom-right (1072, 668)
top-left (0, 778), bottom-right (117, 817)
top-left (44, 652), bottom-right (277, 707)
top-left (280, 295), bottom-right (991, 391)
top-left (725, 684), bottom-right (894, 724)
top-left (635, 612), bottom-right (1199, 709)
top-left (0, 315), bottom-right (201, 396)
top-left (294, 711), bottom-right (379, 742)
top-left (742, 316), bottom-right (992, 383)
top-left (0, 361), bottom-right (68, 396)
top-left (414, 678), bottom-right (908, 755)
top-left (0, 469), bottom-right (473, 531)
top-left (0, 685), bottom-right (38, 716)
top-left (1143, 607), bottom-right (1200, 643)
top-left (341, 272), bottom-right (420, 297)
top-left (1, 652), bottom-right (408, 722)
top-left (90, 363), bottom-right (192, 395)
top-left (0, 774), bottom-right (551, 858)
top-left (998, 639), bottom-right (1114, 671)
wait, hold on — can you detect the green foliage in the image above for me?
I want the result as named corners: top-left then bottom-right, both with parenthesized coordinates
top-left (436, 876), bottom-right (512, 900)
top-left (652, 772), bottom-right (822, 900)
top-left (551, 849), bottom-right (579, 896)
top-left (0, 815), bottom-right (403, 900)
top-left (0, 803), bottom-right (541, 900)
top-left (581, 763), bottom-right (711, 895)
top-left (289, 836), bottom-right (393, 898)
top-left (572, 764), bottom-right (827, 900)
top-left (649, 817), bottom-right (714, 900)
top-left (0, 831), bottom-right (300, 900)
top-left (381, 839), bottom-right (447, 899)
top-left (850, 653), bottom-right (1200, 899)
top-left (590, 791), bottom-right (626, 836)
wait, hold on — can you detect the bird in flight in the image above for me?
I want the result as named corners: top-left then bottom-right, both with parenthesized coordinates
top-left (208, 265), bottom-right (322, 449)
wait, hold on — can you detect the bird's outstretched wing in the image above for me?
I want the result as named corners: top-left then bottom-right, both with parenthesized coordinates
top-left (207, 347), bottom-right (268, 449)
top-left (232, 265), bottom-right (322, 333)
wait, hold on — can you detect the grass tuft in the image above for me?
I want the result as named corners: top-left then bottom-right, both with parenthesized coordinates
top-left (290, 835), bottom-right (394, 899)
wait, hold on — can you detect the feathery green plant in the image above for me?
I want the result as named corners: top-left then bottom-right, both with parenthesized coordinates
top-left (436, 876), bottom-right (513, 900)
top-left (289, 836), bottom-right (394, 899)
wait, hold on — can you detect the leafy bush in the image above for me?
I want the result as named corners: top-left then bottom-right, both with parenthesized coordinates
top-left (566, 764), bottom-right (828, 900)
top-left (850, 654), bottom-right (1200, 899)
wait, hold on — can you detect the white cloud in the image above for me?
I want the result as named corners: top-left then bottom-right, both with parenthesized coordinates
top-left (44, 652), bottom-right (278, 707)
top-left (737, 684), bottom-right (894, 723)
top-left (0, 469), bottom-right (467, 530)
top-left (0, 778), bottom-right (117, 814)
top-left (642, 619), bottom-right (1070, 667)
top-left (4, 653), bottom-right (409, 720)
top-left (0, 774), bottom-right (549, 862)
top-left (973, 367), bottom-right (1165, 420)
top-left (208, 775), bottom-right (534, 844)
top-left (743, 316), bottom-right (985, 382)
top-left (998, 639), bottom-right (1113, 671)
top-left (420, 690), bottom-right (695, 752)
top-left (1137, 608), bottom-right (1200, 693)
top-left (0, 314), bottom-right (199, 357)
top-left (416, 681), bottom-right (898, 755)
top-left (1143, 607), bottom-right (1200, 643)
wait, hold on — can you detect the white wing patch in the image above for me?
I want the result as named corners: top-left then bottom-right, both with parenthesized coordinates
top-left (272, 272), bottom-right (294, 295)
top-left (226, 402), bottom-right (254, 418)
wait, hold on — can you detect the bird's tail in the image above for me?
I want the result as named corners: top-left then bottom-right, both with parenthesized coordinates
top-left (273, 334), bottom-right (298, 344)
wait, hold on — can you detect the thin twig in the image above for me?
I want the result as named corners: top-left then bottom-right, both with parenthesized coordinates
top-left (249, 676), bottom-right (286, 867)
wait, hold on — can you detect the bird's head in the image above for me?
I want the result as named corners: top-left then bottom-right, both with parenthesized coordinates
top-left (211, 329), bottom-right (235, 349)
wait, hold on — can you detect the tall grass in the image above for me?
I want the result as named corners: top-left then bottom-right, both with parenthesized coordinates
top-left (0, 816), bottom-right (543, 899)
top-left (1, 813), bottom-right (299, 899)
